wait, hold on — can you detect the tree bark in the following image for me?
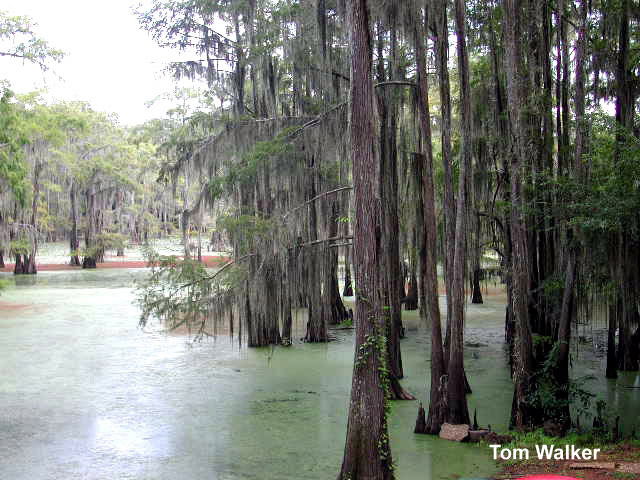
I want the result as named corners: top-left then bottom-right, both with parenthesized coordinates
top-left (69, 181), bottom-right (80, 266)
top-left (471, 268), bottom-right (483, 304)
top-left (326, 202), bottom-right (348, 326)
top-left (281, 249), bottom-right (295, 345)
top-left (16, 155), bottom-right (42, 275)
top-left (338, 1), bottom-right (394, 477)
top-left (404, 268), bottom-right (419, 311)
top-left (15, 157), bottom-right (41, 275)
top-left (413, 5), bottom-right (447, 435)
top-left (554, 247), bottom-right (576, 429)
top-left (376, 19), bottom-right (408, 396)
top-left (434, 0), bottom-right (456, 369)
top-left (83, 182), bottom-right (98, 269)
top-left (504, 0), bottom-right (537, 429)
top-left (343, 247), bottom-right (354, 296)
top-left (181, 209), bottom-right (191, 260)
top-left (606, 296), bottom-right (619, 379)
top-left (446, 0), bottom-right (472, 425)
top-left (615, 0), bottom-right (638, 373)
top-left (304, 154), bottom-right (328, 343)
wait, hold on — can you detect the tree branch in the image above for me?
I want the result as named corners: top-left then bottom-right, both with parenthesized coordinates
top-left (286, 102), bottom-right (349, 139)
top-left (290, 235), bottom-right (353, 249)
top-left (375, 80), bottom-right (418, 88)
top-left (282, 186), bottom-right (352, 220)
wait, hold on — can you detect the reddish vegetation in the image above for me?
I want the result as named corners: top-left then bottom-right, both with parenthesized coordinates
top-left (0, 255), bottom-right (230, 273)
top-left (0, 303), bottom-right (31, 313)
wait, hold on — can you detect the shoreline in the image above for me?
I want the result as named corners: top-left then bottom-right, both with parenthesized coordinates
top-left (0, 255), bottom-right (230, 273)
top-left (495, 441), bottom-right (640, 479)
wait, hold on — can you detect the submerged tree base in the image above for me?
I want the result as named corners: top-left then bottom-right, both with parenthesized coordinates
top-left (14, 254), bottom-right (36, 275)
top-left (82, 257), bottom-right (97, 269)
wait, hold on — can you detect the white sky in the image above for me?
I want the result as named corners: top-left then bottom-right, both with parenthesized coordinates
top-left (1, 0), bottom-right (200, 126)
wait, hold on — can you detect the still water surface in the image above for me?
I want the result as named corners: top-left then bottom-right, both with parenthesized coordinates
top-left (0, 269), bottom-right (638, 479)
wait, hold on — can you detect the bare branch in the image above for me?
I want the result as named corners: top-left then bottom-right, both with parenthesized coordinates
top-left (375, 80), bottom-right (418, 88)
top-left (282, 186), bottom-right (352, 220)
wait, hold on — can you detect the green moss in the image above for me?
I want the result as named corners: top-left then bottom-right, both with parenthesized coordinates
top-left (504, 428), bottom-right (617, 452)
top-left (336, 317), bottom-right (352, 328)
top-left (532, 334), bottom-right (553, 348)
top-left (614, 473), bottom-right (636, 479)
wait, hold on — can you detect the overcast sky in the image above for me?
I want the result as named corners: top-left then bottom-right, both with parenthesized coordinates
top-left (1, 0), bottom-right (198, 126)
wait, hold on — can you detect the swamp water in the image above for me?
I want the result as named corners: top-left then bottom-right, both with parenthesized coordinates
top-left (0, 268), bottom-right (638, 480)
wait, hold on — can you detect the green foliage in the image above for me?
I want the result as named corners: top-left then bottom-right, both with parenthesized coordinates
top-left (532, 334), bottom-right (553, 350)
top-left (207, 177), bottom-right (226, 202)
top-left (96, 232), bottom-right (127, 251)
top-left (353, 328), bottom-right (393, 467)
top-left (492, 426), bottom-right (640, 467)
top-left (592, 400), bottom-right (610, 436)
top-left (218, 214), bottom-right (273, 253)
top-left (502, 428), bottom-right (612, 455)
top-left (527, 342), bottom-right (595, 424)
top-left (0, 86), bottom-right (28, 204)
top-left (136, 248), bottom-right (210, 330)
top-left (135, 247), bottom-right (240, 337)
top-left (0, 12), bottom-right (65, 205)
top-left (614, 473), bottom-right (637, 479)
top-left (9, 239), bottom-right (30, 256)
top-left (538, 113), bottom-right (640, 236)
top-left (227, 128), bottom-right (295, 186)
top-left (539, 273), bottom-right (565, 308)
top-left (337, 317), bottom-right (353, 328)
top-left (0, 10), bottom-right (64, 70)
top-left (81, 233), bottom-right (128, 261)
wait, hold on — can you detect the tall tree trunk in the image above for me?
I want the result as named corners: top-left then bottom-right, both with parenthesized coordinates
top-left (342, 188), bottom-right (354, 297)
top-left (606, 297), bottom-right (619, 379)
top-left (281, 249), bottom-right (294, 345)
top-left (539, 0), bottom-right (556, 334)
top-left (446, 0), bottom-right (472, 425)
top-left (304, 155), bottom-right (328, 343)
top-left (471, 267), bottom-right (483, 304)
top-left (343, 246), bottom-right (354, 296)
top-left (413, 4), bottom-right (447, 435)
top-left (615, 0), bottom-right (638, 372)
top-left (434, 0), bottom-right (456, 368)
top-left (404, 267), bottom-right (419, 311)
top-left (232, 14), bottom-right (246, 117)
top-left (16, 157), bottom-right (42, 275)
top-left (83, 182), bottom-right (98, 269)
top-left (376, 20), bottom-right (409, 398)
top-left (338, 1), bottom-right (394, 477)
top-left (69, 181), bottom-right (80, 266)
top-left (196, 212), bottom-right (203, 262)
top-left (619, 241), bottom-right (639, 371)
top-left (489, 18), bottom-right (515, 355)
top-left (551, 0), bottom-right (588, 427)
top-left (182, 209), bottom-right (191, 260)
top-left (573, 0), bottom-right (588, 178)
top-left (326, 202), bottom-right (348, 326)
top-left (504, 0), bottom-right (537, 429)
top-left (554, 247), bottom-right (576, 429)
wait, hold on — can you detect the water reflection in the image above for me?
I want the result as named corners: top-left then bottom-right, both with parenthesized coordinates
top-left (0, 269), bottom-right (636, 480)
top-left (12, 275), bottom-right (37, 287)
top-left (90, 417), bottom-right (170, 457)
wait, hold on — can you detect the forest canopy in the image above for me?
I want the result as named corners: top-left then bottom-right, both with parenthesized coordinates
top-left (2, 0), bottom-right (640, 478)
